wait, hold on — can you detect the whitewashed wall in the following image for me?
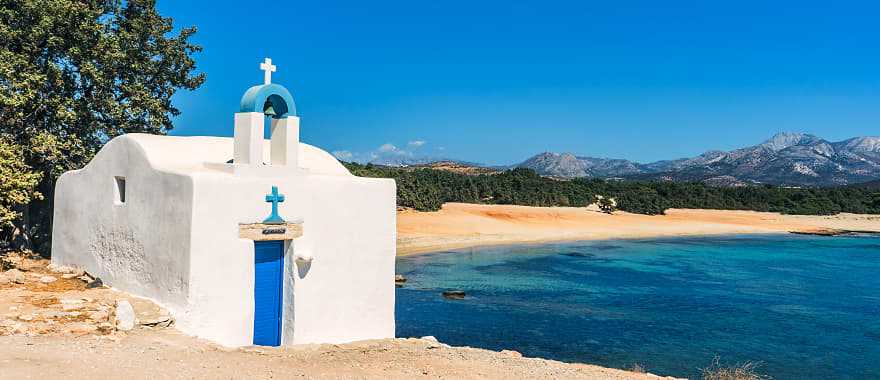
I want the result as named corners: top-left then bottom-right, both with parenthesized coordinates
top-left (183, 173), bottom-right (396, 346)
top-left (52, 136), bottom-right (193, 311)
top-left (52, 134), bottom-right (397, 347)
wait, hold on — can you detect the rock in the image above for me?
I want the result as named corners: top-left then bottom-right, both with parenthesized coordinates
top-left (96, 322), bottom-right (114, 335)
top-left (60, 298), bottom-right (85, 305)
top-left (421, 336), bottom-right (441, 349)
top-left (114, 300), bottom-right (136, 331)
top-left (442, 290), bottom-right (466, 300)
top-left (15, 259), bottom-right (44, 272)
top-left (62, 303), bottom-right (85, 311)
top-left (139, 314), bottom-right (173, 328)
top-left (86, 277), bottom-right (103, 289)
top-left (0, 319), bottom-right (24, 334)
top-left (47, 263), bottom-right (81, 274)
top-left (61, 273), bottom-right (78, 279)
top-left (17, 314), bottom-right (35, 322)
top-left (4, 269), bottom-right (25, 284)
top-left (41, 310), bottom-right (66, 319)
top-left (39, 275), bottom-right (58, 284)
top-left (66, 323), bottom-right (98, 335)
top-left (500, 350), bottom-right (522, 358)
top-left (89, 310), bottom-right (110, 322)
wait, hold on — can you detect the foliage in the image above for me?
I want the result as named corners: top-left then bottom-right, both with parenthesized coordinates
top-left (595, 195), bottom-right (616, 214)
top-left (0, 0), bottom-right (204, 252)
top-left (344, 162), bottom-right (880, 216)
top-left (0, 137), bottom-right (41, 228)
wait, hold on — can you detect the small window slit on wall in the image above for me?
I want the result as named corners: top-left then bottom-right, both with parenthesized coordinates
top-left (114, 176), bottom-right (126, 204)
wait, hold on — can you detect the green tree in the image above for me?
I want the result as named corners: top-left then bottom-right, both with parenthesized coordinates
top-left (0, 0), bottom-right (204, 252)
top-left (0, 138), bottom-right (41, 230)
top-left (595, 195), bottom-right (616, 214)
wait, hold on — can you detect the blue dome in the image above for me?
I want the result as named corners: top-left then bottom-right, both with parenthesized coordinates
top-left (239, 84), bottom-right (296, 119)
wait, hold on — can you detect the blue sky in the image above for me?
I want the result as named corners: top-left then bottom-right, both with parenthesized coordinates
top-left (159, 1), bottom-right (880, 165)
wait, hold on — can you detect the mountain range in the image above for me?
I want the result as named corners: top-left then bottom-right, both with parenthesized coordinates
top-left (366, 132), bottom-right (880, 187)
top-left (515, 133), bottom-right (880, 186)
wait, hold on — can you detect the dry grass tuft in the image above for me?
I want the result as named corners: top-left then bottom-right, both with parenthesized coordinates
top-left (629, 363), bottom-right (646, 373)
top-left (701, 356), bottom-right (771, 380)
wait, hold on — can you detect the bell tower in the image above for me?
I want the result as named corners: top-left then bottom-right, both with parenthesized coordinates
top-left (232, 58), bottom-right (300, 175)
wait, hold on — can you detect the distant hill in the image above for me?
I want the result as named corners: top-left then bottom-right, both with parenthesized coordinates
top-left (410, 161), bottom-right (501, 176)
top-left (515, 132), bottom-right (880, 187)
top-left (852, 179), bottom-right (880, 189)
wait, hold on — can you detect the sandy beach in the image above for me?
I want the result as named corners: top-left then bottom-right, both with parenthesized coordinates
top-left (397, 203), bottom-right (880, 255)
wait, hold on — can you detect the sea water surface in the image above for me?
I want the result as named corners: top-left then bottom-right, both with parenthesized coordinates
top-left (395, 235), bottom-right (880, 379)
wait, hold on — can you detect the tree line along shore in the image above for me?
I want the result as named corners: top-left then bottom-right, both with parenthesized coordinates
top-left (345, 163), bottom-right (880, 216)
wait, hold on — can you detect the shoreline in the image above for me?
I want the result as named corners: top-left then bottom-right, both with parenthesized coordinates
top-left (397, 203), bottom-right (880, 256)
top-left (398, 231), bottom-right (792, 256)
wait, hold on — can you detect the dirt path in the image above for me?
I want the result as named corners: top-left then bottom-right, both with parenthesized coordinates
top-left (0, 252), bottom-right (677, 379)
top-left (0, 330), bottom-right (678, 380)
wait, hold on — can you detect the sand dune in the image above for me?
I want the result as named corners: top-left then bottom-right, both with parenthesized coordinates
top-left (397, 203), bottom-right (880, 255)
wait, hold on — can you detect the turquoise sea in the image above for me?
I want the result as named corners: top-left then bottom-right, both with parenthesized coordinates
top-left (395, 235), bottom-right (880, 379)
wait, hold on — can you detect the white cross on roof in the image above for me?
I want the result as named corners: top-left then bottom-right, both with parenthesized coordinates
top-left (260, 58), bottom-right (276, 85)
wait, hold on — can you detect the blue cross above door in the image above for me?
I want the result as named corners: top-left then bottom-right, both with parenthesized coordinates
top-left (263, 186), bottom-right (286, 224)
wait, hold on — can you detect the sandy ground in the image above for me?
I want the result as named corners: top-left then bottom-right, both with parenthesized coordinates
top-left (397, 203), bottom-right (880, 255)
top-left (0, 331), bottom-right (678, 380)
top-left (0, 253), bottom-right (678, 380)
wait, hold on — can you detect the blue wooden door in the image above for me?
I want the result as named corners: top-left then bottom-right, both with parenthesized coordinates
top-left (253, 240), bottom-right (284, 346)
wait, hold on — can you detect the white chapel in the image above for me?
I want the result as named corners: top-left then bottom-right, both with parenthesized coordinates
top-left (50, 59), bottom-right (397, 347)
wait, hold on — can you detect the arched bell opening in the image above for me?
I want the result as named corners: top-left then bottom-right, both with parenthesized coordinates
top-left (232, 63), bottom-right (300, 171)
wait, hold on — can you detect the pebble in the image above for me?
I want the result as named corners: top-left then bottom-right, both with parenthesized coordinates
top-left (39, 276), bottom-right (58, 284)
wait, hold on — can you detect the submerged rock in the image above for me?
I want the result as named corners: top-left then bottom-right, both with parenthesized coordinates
top-left (442, 290), bottom-right (465, 300)
top-left (395, 274), bottom-right (407, 287)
